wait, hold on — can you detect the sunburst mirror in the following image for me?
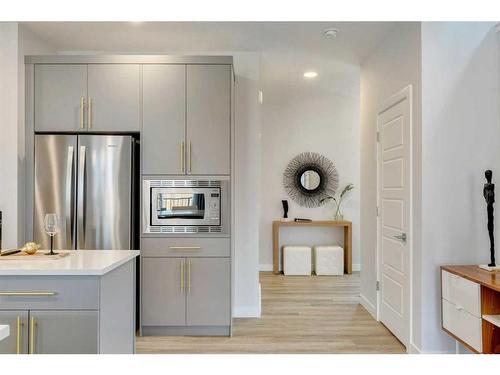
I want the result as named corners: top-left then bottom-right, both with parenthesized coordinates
top-left (283, 152), bottom-right (339, 207)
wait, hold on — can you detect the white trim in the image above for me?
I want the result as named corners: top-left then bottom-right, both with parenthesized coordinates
top-left (259, 263), bottom-right (273, 272)
top-left (233, 283), bottom-right (262, 318)
top-left (233, 305), bottom-right (261, 318)
top-left (376, 85), bottom-right (413, 354)
top-left (409, 342), bottom-right (422, 354)
top-left (260, 263), bottom-right (361, 272)
top-left (359, 293), bottom-right (377, 320)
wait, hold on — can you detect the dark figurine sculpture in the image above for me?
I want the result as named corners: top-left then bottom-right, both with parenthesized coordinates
top-left (484, 170), bottom-right (496, 267)
top-left (282, 200), bottom-right (289, 219)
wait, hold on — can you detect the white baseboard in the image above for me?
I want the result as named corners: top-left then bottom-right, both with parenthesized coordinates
top-left (260, 263), bottom-right (361, 272)
top-left (259, 263), bottom-right (273, 271)
top-left (359, 293), bottom-right (377, 320)
top-left (233, 283), bottom-right (262, 318)
top-left (409, 342), bottom-right (422, 354)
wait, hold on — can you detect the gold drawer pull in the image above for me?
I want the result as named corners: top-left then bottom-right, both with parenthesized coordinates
top-left (0, 292), bottom-right (57, 296)
top-left (30, 316), bottom-right (36, 354)
top-left (180, 259), bottom-right (184, 292)
top-left (16, 316), bottom-right (22, 354)
top-left (80, 97), bottom-right (85, 129)
top-left (169, 246), bottom-right (201, 250)
top-left (187, 259), bottom-right (191, 293)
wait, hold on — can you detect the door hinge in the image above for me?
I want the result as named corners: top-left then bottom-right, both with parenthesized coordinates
top-left (376, 281), bottom-right (380, 291)
top-left (376, 131), bottom-right (380, 142)
top-left (376, 206), bottom-right (380, 216)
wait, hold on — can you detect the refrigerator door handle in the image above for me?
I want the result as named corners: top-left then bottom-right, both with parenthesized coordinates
top-left (77, 146), bottom-right (86, 249)
top-left (65, 146), bottom-right (74, 249)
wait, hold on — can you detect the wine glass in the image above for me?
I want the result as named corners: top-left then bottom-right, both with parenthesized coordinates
top-left (44, 213), bottom-right (60, 255)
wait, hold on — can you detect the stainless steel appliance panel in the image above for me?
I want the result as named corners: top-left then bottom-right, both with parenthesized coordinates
top-left (142, 177), bottom-right (230, 236)
top-left (34, 135), bottom-right (77, 250)
top-left (78, 135), bottom-right (132, 250)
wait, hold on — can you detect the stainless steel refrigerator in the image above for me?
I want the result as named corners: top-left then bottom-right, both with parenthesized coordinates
top-left (34, 134), bottom-right (135, 250)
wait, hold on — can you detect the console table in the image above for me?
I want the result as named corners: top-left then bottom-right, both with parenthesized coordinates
top-left (441, 265), bottom-right (500, 353)
top-left (272, 220), bottom-right (352, 275)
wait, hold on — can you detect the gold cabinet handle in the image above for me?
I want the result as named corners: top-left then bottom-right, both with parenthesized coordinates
top-left (30, 316), bottom-right (36, 354)
top-left (187, 259), bottom-right (191, 293)
top-left (169, 246), bottom-right (201, 250)
top-left (16, 316), bottom-right (22, 354)
top-left (188, 141), bottom-right (192, 173)
top-left (180, 141), bottom-right (185, 173)
top-left (88, 97), bottom-right (92, 129)
top-left (180, 259), bottom-right (184, 292)
top-left (80, 97), bottom-right (85, 129)
top-left (0, 292), bottom-right (56, 296)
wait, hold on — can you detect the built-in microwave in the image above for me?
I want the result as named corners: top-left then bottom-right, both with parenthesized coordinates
top-left (142, 177), bottom-right (230, 235)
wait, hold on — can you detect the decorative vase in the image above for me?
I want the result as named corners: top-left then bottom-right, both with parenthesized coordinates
top-left (335, 213), bottom-right (344, 221)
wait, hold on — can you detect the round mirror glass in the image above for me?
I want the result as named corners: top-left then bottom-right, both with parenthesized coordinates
top-left (300, 170), bottom-right (321, 191)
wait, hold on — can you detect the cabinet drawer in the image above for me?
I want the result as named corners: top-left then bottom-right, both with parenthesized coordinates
top-left (442, 299), bottom-right (482, 352)
top-left (141, 237), bottom-right (230, 258)
top-left (442, 270), bottom-right (481, 317)
top-left (0, 276), bottom-right (98, 310)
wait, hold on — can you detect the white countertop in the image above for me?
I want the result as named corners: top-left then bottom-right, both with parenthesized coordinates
top-left (0, 250), bottom-right (140, 276)
top-left (0, 325), bottom-right (9, 341)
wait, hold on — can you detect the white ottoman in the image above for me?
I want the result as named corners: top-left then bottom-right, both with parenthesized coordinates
top-left (283, 246), bottom-right (312, 275)
top-left (313, 245), bottom-right (344, 275)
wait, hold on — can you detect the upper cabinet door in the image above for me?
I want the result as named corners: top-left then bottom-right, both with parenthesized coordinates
top-left (186, 65), bottom-right (231, 175)
top-left (87, 64), bottom-right (141, 132)
top-left (35, 65), bottom-right (87, 132)
top-left (143, 65), bottom-right (186, 175)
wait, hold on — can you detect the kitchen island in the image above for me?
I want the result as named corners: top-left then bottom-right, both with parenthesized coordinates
top-left (0, 250), bottom-right (139, 354)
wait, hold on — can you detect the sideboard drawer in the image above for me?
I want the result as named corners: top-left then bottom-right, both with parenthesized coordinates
top-left (442, 270), bottom-right (481, 317)
top-left (442, 299), bottom-right (482, 352)
top-left (0, 276), bottom-right (99, 310)
top-left (141, 237), bottom-right (230, 258)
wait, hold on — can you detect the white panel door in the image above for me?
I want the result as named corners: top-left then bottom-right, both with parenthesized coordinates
top-left (377, 86), bottom-right (412, 348)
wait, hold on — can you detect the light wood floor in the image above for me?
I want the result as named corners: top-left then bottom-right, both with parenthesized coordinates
top-left (136, 272), bottom-right (405, 354)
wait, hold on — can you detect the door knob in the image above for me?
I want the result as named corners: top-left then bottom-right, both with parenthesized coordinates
top-left (393, 233), bottom-right (407, 242)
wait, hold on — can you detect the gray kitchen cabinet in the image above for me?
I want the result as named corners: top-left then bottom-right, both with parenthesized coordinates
top-left (0, 311), bottom-right (29, 354)
top-left (186, 65), bottom-right (231, 175)
top-left (34, 64), bottom-right (87, 132)
top-left (87, 64), bottom-right (141, 132)
top-left (142, 257), bottom-right (186, 326)
top-left (143, 65), bottom-right (186, 174)
top-left (30, 310), bottom-right (98, 354)
top-left (0, 259), bottom-right (136, 353)
top-left (186, 258), bottom-right (231, 326)
top-left (141, 256), bottom-right (231, 333)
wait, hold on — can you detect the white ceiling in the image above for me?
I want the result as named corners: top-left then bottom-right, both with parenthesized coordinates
top-left (21, 22), bottom-right (396, 98)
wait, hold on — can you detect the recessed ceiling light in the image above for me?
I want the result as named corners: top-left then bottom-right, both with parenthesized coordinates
top-left (303, 71), bottom-right (318, 78)
top-left (324, 28), bottom-right (339, 38)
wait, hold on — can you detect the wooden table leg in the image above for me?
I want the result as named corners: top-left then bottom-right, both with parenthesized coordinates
top-left (273, 222), bottom-right (280, 274)
top-left (344, 224), bottom-right (352, 274)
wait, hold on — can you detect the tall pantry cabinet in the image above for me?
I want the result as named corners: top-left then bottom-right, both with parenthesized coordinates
top-left (140, 57), bottom-right (234, 336)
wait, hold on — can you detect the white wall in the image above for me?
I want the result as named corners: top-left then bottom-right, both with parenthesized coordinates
top-left (0, 23), bottom-right (55, 249)
top-left (259, 67), bottom-right (361, 271)
top-left (421, 22), bottom-right (499, 353)
top-left (0, 23), bottom-right (20, 249)
top-left (360, 22), bottom-right (422, 350)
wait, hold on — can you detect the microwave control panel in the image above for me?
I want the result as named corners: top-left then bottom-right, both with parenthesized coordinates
top-left (208, 190), bottom-right (221, 221)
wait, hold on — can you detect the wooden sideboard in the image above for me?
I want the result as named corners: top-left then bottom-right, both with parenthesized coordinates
top-left (272, 220), bottom-right (352, 275)
top-left (441, 265), bottom-right (500, 353)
